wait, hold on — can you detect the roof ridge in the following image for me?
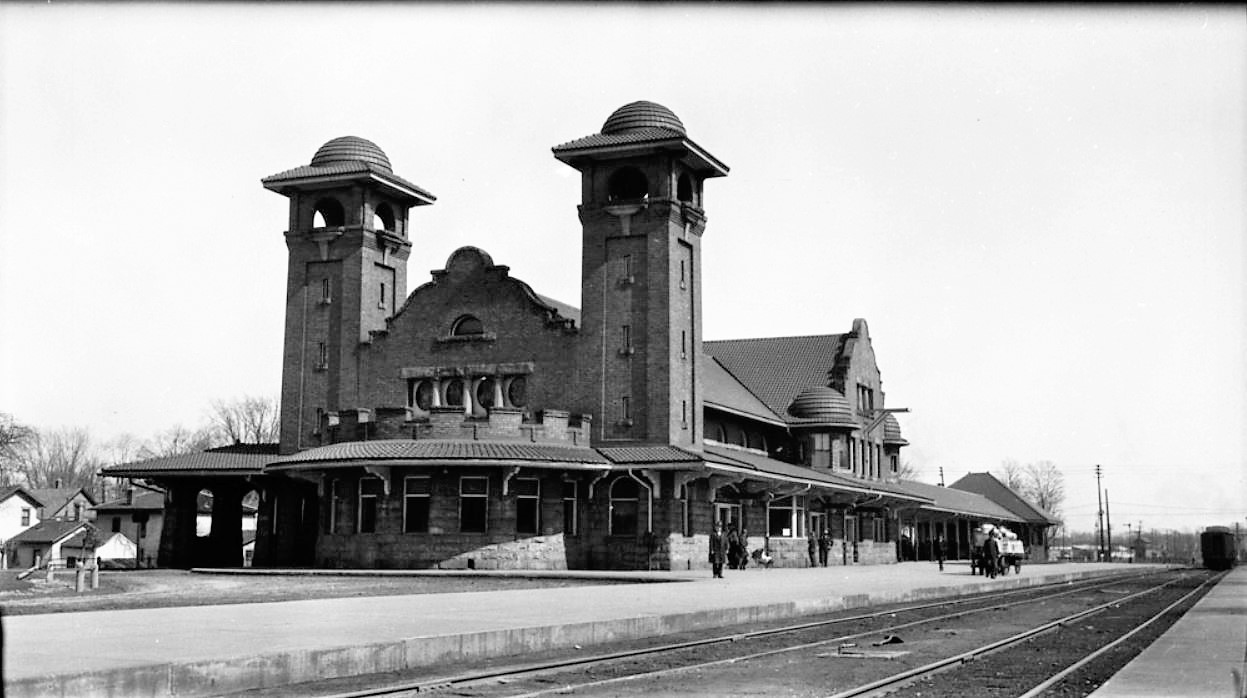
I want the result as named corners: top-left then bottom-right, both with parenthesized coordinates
top-left (705, 333), bottom-right (844, 344)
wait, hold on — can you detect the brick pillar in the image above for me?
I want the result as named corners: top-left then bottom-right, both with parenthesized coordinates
top-left (208, 483), bottom-right (247, 567)
top-left (158, 483), bottom-right (201, 569)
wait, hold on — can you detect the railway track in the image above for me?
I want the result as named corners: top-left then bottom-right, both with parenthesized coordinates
top-left (273, 568), bottom-right (1205, 698)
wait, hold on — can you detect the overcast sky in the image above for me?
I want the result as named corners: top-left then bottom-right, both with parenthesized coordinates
top-left (1, 4), bottom-right (1242, 536)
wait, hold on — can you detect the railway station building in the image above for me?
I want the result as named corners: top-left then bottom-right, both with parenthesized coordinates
top-left (104, 102), bottom-right (1057, 571)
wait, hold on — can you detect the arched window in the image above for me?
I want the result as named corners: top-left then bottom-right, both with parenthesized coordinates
top-left (374, 202), bottom-right (396, 232)
top-left (411, 379), bottom-right (434, 411)
top-left (607, 167), bottom-right (648, 202)
top-left (312, 197), bottom-right (345, 228)
top-left (476, 378), bottom-right (496, 410)
top-left (677, 173), bottom-right (694, 203)
top-left (609, 477), bottom-right (639, 536)
top-left (451, 315), bottom-right (484, 336)
top-left (443, 379), bottom-right (465, 407)
top-left (506, 376), bottom-right (527, 408)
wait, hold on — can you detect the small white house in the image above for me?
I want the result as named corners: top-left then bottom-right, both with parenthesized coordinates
top-left (94, 532), bottom-right (138, 562)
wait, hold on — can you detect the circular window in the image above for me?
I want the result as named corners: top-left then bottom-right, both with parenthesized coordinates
top-left (476, 378), bottom-right (496, 409)
top-left (506, 376), bottom-right (527, 408)
top-left (414, 380), bottom-right (434, 411)
top-left (444, 379), bottom-right (465, 407)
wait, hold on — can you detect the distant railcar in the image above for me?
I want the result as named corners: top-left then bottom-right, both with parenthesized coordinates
top-left (1200, 526), bottom-right (1238, 571)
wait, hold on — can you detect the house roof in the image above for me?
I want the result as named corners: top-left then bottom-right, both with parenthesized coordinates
top-left (705, 334), bottom-right (850, 424)
top-left (7, 519), bottom-right (94, 545)
top-left (0, 485), bottom-right (43, 508)
top-left (703, 356), bottom-right (786, 426)
top-left (886, 479), bottom-right (1023, 521)
top-left (93, 489), bottom-right (166, 512)
top-left (26, 487), bottom-right (96, 514)
top-left (948, 472), bottom-right (1062, 525)
top-left (101, 446), bottom-right (277, 477)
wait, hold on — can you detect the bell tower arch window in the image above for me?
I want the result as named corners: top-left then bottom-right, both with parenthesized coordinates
top-left (312, 197), bottom-right (345, 229)
top-left (676, 173), bottom-right (694, 203)
top-left (607, 166), bottom-right (649, 202)
top-left (374, 202), bottom-right (396, 232)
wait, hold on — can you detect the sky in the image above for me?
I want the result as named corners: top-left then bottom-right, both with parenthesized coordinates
top-left (1, 4), bottom-right (1242, 536)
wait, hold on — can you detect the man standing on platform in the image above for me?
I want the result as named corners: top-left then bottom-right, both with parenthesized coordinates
top-left (709, 521), bottom-right (727, 578)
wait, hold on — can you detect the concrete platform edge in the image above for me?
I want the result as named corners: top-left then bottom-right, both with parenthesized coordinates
top-left (6, 567), bottom-right (1138, 698)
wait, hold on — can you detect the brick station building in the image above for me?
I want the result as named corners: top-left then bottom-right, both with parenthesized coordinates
top-left (105, 101), bottom-right (1055, 570)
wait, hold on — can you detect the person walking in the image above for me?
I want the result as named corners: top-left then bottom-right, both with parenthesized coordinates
top-left (818, 528), bottom-right (831, 567)
top-left (935, 534), bottom-right (946, 571)
top-left (709, 521), bottom-right (727, 578)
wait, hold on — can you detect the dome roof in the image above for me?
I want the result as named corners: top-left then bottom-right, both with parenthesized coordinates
top-left (601, 101), bottom-right (686, 136)
top-left (882, 413), bottom-right (909, 446)
top-left (310, 136), bottom-right (392, 173)
top-left (787, 386), bottom-right (857, 428)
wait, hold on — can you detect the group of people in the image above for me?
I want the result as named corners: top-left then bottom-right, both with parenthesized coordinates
top-left (806, 528), bottom-right (833, 567)
top-left (709, 521), bottom-right (775, 577)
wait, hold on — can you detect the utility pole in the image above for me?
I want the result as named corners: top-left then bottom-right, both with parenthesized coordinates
top-left (1095, 465), bottom-right (1106, 562)
top-left (1127, 522), bottom-right (1133, 562)
top-left (1105, 489), bottom-right (1113, 562)
top-left (938, 467), bottom-right (944, 487)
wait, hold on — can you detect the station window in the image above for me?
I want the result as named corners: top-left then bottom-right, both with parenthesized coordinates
top-left (404, 476), bottom-right (431, 533)
top-left (515, 478), bottom-right (540, 535)
top-left (767, 495), bottom-right (805, 538)
top-left (609, 477), bottom-right (639, 536)
top-left (358, 477), bottom-right (384, 533)
top-left (562, 481), bottom-right (578, 536)
top-left (460, 476), bottom-right (488, 533)
top-left (810, 433), bottom-right (831, 468)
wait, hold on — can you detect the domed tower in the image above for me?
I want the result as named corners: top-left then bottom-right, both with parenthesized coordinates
top-left (553, 102), bottom-right (728, 446)
top-left (263, 137), bottom-right (435, 453)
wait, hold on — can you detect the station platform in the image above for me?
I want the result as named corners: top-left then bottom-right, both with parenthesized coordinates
top-left (1090, 564), bottom-right (1247, 698)
top-left (5, 561), bottom-right (1154, 697)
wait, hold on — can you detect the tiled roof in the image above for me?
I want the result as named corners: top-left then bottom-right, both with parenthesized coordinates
top-left (705, 334), bottom-right (850, 423)
top-left (535, 294), bottom-right (581, 327)
top-left (597, 446), bottom-right (703, 465)
top-left (552, 127), bottom-right (687, 153)
top-left (701, 445), bottom-right (931, 504)
top-left (882, 413), bottom-right (908, 446)
top-left (787, 386), bottom-right (858, 428)
top-left (8, 519), bottom-right (94, 545)
top-left (702, 356), bottom-right (785, 425)
top-left (261, 161), bottom-right (435, 202)
top-left (887, 479), bottom-right (1022, 521)
top-left (269, 440), bottom-right (610, 467)
top-left (948, 473), bottom-right (1062, 525)
top-left (102, 451), bottom-right (272, 476)
top-left (602, 101), bottom-right (687, 136)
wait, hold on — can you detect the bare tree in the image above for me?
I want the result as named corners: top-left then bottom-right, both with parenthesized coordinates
top-left (208, 396), bottom-right (280, 445)
top-left (995, 458), bottom-right (1027, 493)
top-left (7, 426), bottom-right (102, 490)
top-left (138, 424), bottom-right (216, 459)
top-left (894, 458), bottom-right (920, 481)
top-left (0, 412), bottom-right (35, 485)
top-left (1023, 460), bottom-right (1065, 521)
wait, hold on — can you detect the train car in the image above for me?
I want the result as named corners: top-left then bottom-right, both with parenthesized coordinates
top-left (1200, 526), bottom-right (1238, 571)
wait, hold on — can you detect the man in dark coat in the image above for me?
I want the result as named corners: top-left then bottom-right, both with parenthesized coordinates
top-left (709, 521), bottom-right (727, 578)
top-left (818, 529), bottom-right (831, 567)
top-left (982, 533), bottom-right (1000, 579)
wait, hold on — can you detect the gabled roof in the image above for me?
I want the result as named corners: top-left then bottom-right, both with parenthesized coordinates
top-left (703, 356), bottom-right (786, 426)
top-left (887, 479), bottom-right (1023, 521)
top-left (0, 485), bottom-right (43, 508)
top-left (705, 334), bottom-right (849, 423)
top-left (948, 472), bottom-right (1061, 525)
top-left (26, 487), bottom-right (96, 514)
top-left (93, 489), bottom-right (166, 512)
top-left (8, 519), bottom-right (94, 545)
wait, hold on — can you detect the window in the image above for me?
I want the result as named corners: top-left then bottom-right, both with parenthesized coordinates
top-left (620, 325), bottom-right (632, 354)
top-left (20, 508), bottom-right (29, 526)
top-left (891, 455), bottom-right (899, 474)
top-left (72, 503), bottom-right (82, 521)
top-left (317, 342), bottom-right (328, 369)
top-left (444, 379), bottom-right (465, 407)
top-left (327, 479), bottom-right (343, 534)
top-left (374, 202), bottom-right (395, 232)
top-left (562, 481), bottom-right (578, 536)
top-left (378, 282), bottom-right (386, 309)
top-left (609, 477), bottom-right (639, 536)
top-left (680, 260), bottom-right (687, 289)
top-left (460, 476), bottom-right (488, 533)
top-left (404, 476), bottom-right (430, 533)
top-left (681, 400), bottom-right (688, 429)
top-left (411, 379), bottom-right (434, 411)
top-left (359, 477), bottom-right (384, 533)
top-left (607, 166), bottom-right (648, 202)
top-left (681, 330), bottom-right (687, 359)
top-left (811, 433), bottom-right (831, 468)
top-left (111, 516), bottom-right (121, 533)
top-left (767, 496), bottom-right (805, 538)
top-left (451, 314), bottom-right (484, 336)
top-left (476, 378), bottom-right (497, 409)
top-left (135, 513), bottom-right (148, 538)
top-left (321, 278), bottom-right (331, 303)
top-left (515, 477), bottom-right (540, 535)
top-left (621, 254), bottom-right (633, 281)
top-left (621, 396), bottom-right (631, 423)
top-left (507, 376), bottom-right (527, 408)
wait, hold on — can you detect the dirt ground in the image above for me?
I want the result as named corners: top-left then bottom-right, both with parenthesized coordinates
top-left (0, 569), bottom-right (625, 616)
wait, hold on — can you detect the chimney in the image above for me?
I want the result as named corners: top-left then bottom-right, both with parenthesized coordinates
top-left (126, 488), bottom-right (135, 505)
top-left (55, 477), bottom-right (63, 488)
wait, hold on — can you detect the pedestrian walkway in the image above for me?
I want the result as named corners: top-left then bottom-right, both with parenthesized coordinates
top-left (1090, 565), bottom-right (1247, 698)
top-left (5, 562), bottom-right (1140, 698)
